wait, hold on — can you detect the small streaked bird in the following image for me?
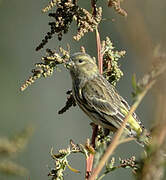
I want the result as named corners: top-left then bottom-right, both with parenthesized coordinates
top-left (66, 52), bottom-right (150, 146)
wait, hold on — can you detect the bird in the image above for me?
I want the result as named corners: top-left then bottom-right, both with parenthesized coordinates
top-left (66, 52), bottom-right (150, 146)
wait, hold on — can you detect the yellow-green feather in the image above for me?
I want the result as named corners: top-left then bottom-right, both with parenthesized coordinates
top-left (120, 108), bottom-right (142, 135)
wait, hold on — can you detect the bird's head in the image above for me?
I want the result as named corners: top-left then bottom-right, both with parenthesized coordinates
top-left (66, 52), bottom-right (99, 80)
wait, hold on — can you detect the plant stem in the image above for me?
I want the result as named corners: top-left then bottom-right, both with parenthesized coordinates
top-left (96, 28), bottom-right (103, 74)
top-left (85, 27), bottom-right (103, 179)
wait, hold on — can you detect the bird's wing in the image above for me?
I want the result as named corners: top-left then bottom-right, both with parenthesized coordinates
top-left (81, 75), bottom-right (143, 134)
top-left (81, 76), bottom-right (127, 127)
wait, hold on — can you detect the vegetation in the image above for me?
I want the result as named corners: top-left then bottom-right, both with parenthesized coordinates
top-left (1, 0), bottom-right (166, 180)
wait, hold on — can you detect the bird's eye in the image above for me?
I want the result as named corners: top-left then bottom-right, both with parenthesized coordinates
top-left (78, 59), bottom-right (83, 63)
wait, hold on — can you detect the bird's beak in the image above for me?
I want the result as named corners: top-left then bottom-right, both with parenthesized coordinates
top-left (65, 60), bottom-right (75, 69)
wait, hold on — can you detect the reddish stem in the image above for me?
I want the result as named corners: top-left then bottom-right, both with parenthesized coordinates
top-left (91, 124), bottom-right (98, 146)
top-left (85, 27), bottom-right (103, 179)
top-left (85, 154), bottom-right (94, 179)
top-left (86, 124), bottom-right (98, 179)
top-left (96, 28), bottom-right (103, 74)
top-left (85, 3), bottom-right (103, 178)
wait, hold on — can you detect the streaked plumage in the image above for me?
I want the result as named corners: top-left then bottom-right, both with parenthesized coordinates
top-left (66, 52), bottom-right (149, 146)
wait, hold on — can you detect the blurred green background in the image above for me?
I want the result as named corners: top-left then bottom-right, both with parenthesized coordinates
top-left (0, 0), bottom-right (166, 179)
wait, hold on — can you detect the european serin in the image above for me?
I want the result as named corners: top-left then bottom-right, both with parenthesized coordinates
top-left (66, 52), bottom-right (150, 146)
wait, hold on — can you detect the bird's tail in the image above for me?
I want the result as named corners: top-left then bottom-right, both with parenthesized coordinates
top-left (136, 128), bottom-right (151, 147)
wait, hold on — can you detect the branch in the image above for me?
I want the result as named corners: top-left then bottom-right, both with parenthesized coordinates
top-left (85, 27), bottom-right (103, 179)
top-left (96, 28), bottom-right (103, 74)
top-left (89, 79), bottom-right (156, 180)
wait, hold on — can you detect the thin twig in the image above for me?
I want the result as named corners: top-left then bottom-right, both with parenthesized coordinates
top-left (96, 28), bottom-right (103, 74)
top-left (85, 27), bottom-right (103, 179)
top-left (88, 80), bottom-right (156, 180)
top-left (86, 154), bottom-right (94, 179)
top-left (91, 0), bottom-right (97, 16)
top-left (118, 137), bottom-right (136, 145)
top-left (86, 125), bottom-right (98, 179)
